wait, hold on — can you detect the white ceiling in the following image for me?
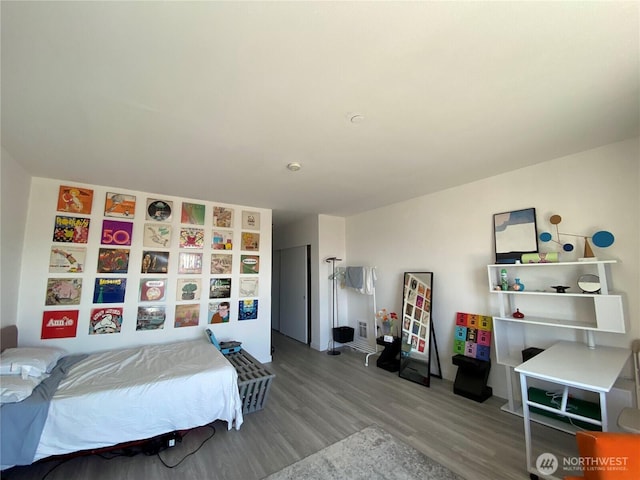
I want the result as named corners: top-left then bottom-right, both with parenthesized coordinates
top-left (2, 2), bottom-right (638, 227)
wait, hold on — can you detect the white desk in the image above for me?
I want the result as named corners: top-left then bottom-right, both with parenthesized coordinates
top-left (515, 341), bottom-right (630, 480)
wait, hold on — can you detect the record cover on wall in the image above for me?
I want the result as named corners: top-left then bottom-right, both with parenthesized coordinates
top-left (41, 310), bottom-right (79, 339)
top-left (238, 299), bottom-right (258, 321)
top-left (179, 227), bottom-right (205, 249)
top-left (104, 192), bottom-right (136, 218)
top-left (213, 206), bottom-right (233, 228)
top-left (240, 255), bottom-right (259, 274)
top-left (174, 304), bottom-right (200, 328)
top-left (45, 278), bottom-right (82, 306)
top-left (181, 202), bottom-right (205, 225)
top-left (97, 248), bottom-right (130, 274)
top-left (241, 232), bottom-right (260, 251)
top-left (89, 307), bottom-right (123, 334)
top-left (52, 216), bottom-right (90, 243)
top-left (144, 223), bottom-right (172, 248)
top-left (93, 278), bottom-right (127, 303)
top-left (136, 306), bottom-right (166, 331)
top-left (57, 185), bottom-right (94, 215)
top-left (211, 254), bottom-right (233, 274)
top-left (176, 278), bottom-right (202, 301)
top-left (49, 246), bottom-right (86, 273)
top-left (146, 199), bottom-right (173, 222)
top-left (101, 220), bottom-right (133, 246)
top-left (139, 278), bottom-right (167, 302)
top-left (212, 230), bottom-right (233, 250)
top-left (208, 301), bottom-right (230, 324)
top-left (141, 251), bottom-right (170, 274)
top-left (241, 210), bottom-right (260, 230)
top-left (209, 278), bottom-right (231, 299)
top-left (178, 252), bottom-right (202, 274)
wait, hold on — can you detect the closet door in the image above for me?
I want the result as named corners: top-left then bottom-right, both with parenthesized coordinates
top-left (279, 245), bottom-right (309, 344)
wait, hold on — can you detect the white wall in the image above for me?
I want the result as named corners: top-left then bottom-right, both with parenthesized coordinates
top-left (345, 138), bottom-right (639, 399)
top-left (1, 148), bottom-right (31, 329)
top-left (16, 178), bottom-right (273, 362)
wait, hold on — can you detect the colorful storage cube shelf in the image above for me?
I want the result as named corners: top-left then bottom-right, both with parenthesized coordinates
top-left (226, 350), bottom-right (275, 414)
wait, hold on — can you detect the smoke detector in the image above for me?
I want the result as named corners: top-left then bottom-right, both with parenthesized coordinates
top-left (287, 162), bottom-right (302, 172)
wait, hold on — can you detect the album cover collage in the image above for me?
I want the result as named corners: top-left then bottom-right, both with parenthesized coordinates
top-left (42, 185), bottom-right (261, 339)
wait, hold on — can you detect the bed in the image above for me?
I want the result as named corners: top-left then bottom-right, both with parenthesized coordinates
top-left (0, 325), bottom-right (244, 470)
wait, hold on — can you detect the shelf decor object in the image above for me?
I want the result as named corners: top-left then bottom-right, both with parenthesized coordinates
top-left (538, 214), bottom-right (615, 260)
top-left (493, 208), bottom-right (538, 264)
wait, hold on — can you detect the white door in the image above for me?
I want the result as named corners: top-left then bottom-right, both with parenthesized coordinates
top-left (278, 245), bottom-right (309, 344)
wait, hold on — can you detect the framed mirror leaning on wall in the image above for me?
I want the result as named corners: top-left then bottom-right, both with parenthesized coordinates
top-left (399, 272), bottom-right (441, 387)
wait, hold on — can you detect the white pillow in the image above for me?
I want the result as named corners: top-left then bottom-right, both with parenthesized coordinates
top-left (0, 374), bottom-right (47, 403)
top-left (0, 346), bottom-right (67, 377)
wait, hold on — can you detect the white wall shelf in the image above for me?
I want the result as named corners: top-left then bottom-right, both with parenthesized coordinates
top-left (487, 260), bottom-right (628, 417)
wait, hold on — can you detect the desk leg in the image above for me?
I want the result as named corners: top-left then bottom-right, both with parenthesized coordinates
top-left (600, 391), bottom-right (608, 431)
top-left (519, 372), bottom-right (534, 474)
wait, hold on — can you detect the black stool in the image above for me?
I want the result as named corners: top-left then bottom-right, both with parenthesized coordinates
top-left (451, 354), bottom-right (492, 402)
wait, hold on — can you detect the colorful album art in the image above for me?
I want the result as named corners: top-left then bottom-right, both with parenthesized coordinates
top-left (49, 246), bottom-right (87, 273)
top-left (239, 277), bottom-right (259, 297)
top-left (179, 227), bottom-right (205, 249)
top-left (241, 210), bottom-right (260, 230)
top-left (136, 306), bottom-right (166, 331)
top-left (213, 206), bottom-right (233, 228)
top-left (139, 278), bottom-right (167, 302)
top-left (104, 192), bottom-right (136, 218)
top-left (176, 278), bottom-right (202, 301)
top-left (45, 278), bottom-right (82, 306)
top-left (209, 278), bottom-right (231, 299)
top-left (52, 216), bottom-right (90, 243)
top-left (56, 185), bottom-right (94, 215)
top-left (241, 232), bottom-right (260, 251)
top-left (97, 248), bottom-right (130, 273)
top-left (212, 230), bottom-right (233, 250)
top-left (141, 251), bottom-right (170, 274)
top-left (208, 301), bottom-right (231, 324)
top-left (89, 307), bottom-right (123, 334)
top-left (240, 255), bottom-right (259, 274)
top-left (101, 220), bottom-right (133, 246)
top-left (146, 199), bottom-right (173, 222)
top-left (41, 310), bottom-right (78, 339)
top-left (211, 254), bottom-right (233, 274)
top-left (178, 252), bottom-right (202, 274)
top-left (238, 299), bottom-right (258, 321)
top-left (93, 278), bottom-right (127, 303)
top-left (144, 223), bottom-right (172, 248)
top-left (174, 304), bottom-right (200, 328)
top-left (181, 202), bottom-right (205, 225)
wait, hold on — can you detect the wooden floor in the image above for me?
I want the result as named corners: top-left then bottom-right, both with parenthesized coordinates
top-left (3, 332), bottom-right (577, 480)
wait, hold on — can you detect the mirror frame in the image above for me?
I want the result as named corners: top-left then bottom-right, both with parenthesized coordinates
top-left (399, 272), bottom-right (434, 387)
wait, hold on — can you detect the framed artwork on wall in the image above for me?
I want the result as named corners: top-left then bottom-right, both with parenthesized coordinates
top-left (493, 207), bottom-right (538, 264)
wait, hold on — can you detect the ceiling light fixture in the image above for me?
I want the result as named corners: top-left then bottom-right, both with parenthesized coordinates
top-left (287, 162), bottom-right (302, 172)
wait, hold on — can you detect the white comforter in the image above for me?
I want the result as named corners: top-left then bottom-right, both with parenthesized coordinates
top-left (34, 339), bottom-right (243, 461)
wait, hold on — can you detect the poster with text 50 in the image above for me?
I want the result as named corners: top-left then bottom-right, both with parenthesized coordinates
top-left (101, 220), bottom-right (133, 246)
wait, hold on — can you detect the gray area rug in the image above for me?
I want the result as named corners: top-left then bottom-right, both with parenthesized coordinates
top-left (263, 425), bottom-right (465, 480)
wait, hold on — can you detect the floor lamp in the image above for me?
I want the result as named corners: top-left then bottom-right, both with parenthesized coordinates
top-left (326, 256), bottom-right (342, 356)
